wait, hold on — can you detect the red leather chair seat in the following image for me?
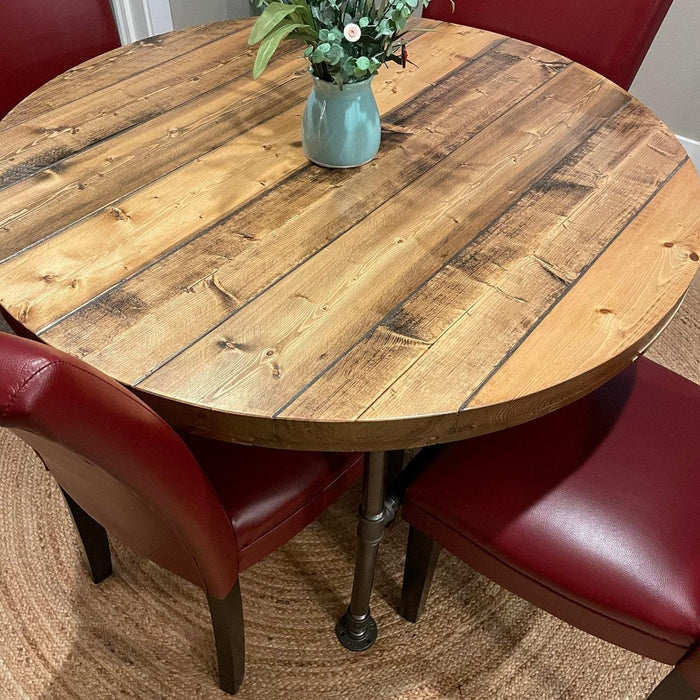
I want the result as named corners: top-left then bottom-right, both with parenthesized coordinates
top-left (403, 359), bottom-right (700, 662)
top-left (183, 435), bottom-right (362, 570)
top-left (0, 330), bottom-right (365, 693)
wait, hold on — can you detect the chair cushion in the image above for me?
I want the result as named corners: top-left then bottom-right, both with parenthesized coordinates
top-left (403, 358), bottom-right (700, 660)
top-left (182, 435), bottom-right (363, 570)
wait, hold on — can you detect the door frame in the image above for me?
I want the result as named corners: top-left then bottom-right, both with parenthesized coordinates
top-left (110, 0), bottom-right (174, 43)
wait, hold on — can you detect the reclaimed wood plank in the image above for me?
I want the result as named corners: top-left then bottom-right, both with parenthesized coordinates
top-left (0, 24), bottom-right (464, 262)
top-left (137, 66), bottom-right (626, 414)
top-left (41, 40), bottom-right (566, 381)
top-left (468, 159), bottom-right (700, 410)
top-left (0, 27), bottom-right (295, 186)
top-left (0, 52), bottom-right (310, 261)
top-left (0, 24), bottom-right (494, 334)
top-left (0, 18), bottom-right (697, 451)
top-left (302, 98), bottom-right (685, 422)
top-left (0, 21), bottom-right (244, 130)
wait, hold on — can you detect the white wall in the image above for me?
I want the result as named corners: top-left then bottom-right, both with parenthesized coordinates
top-left (168, 0), bottom-right (251, 28)
top-left (630, 0), bottom-right (700, 167)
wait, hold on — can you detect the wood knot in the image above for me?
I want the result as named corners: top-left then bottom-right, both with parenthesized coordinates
top-left (218, 339), bottom-right (240, 351)
top-left (597, 307), bottom-right (613, 315)
top-left (265, 349), bottom-right (275, 357)
top-left (663, 241), bottom-right (674, 248)
top-left (236, 231), bottom-right (257, 241)
top-left (690, 252), bottom-right (699, 262)
top-left (110, 207), bottom-right (130, 221)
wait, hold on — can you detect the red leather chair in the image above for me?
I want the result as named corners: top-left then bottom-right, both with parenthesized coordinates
top-left (0, 0), bottom-right (121, 119)
top-left (400, 358), bottom-right (700, 699)
top-left (0, 332), bottom-right (363, 694)
top-left (423, 0), bottom-right (673, 90)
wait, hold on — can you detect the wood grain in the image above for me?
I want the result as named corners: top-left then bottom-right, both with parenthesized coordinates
top-left (0, 18), bottom-right (698, 451)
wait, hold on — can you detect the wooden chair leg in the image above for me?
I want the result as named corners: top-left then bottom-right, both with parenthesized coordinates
top-left (61, 488), bottom-right (112, 584)
top-left (384, 450), bottom-right (405, 495)
top-left (400, 525), bottom-right (441, 623)
top-left (207, 581), bottom-right (245, 695)
top-left (646, 668), bottom-right (699, 699)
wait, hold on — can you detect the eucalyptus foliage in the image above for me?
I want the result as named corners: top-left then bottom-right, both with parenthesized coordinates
top-left (249, 0), bottom-right (433, 85)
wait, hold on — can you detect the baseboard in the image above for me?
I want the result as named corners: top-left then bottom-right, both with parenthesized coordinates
top-left (677, 135), bottom-right (700, 173)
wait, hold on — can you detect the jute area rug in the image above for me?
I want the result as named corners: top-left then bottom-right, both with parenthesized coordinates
top-left (0, 274), bottom-right (697, 699)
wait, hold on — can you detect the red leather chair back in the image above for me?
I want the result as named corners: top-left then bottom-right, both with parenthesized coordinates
top-left (0, 333), bottom-right (239, 599)
top-left (423, 0), bottom-right (673, 89)
top-left (0, 0), bottom-right (121, 119)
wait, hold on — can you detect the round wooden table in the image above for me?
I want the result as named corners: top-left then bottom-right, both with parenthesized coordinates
top-left (1, 17), bottom-right (698, 650)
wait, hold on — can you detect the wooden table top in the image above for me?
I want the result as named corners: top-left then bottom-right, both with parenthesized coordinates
top-left (0, 18), bottom-right (698, 451)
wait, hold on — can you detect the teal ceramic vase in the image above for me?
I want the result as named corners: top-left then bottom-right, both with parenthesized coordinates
top-left (302, 74), bottom-right (381, 168)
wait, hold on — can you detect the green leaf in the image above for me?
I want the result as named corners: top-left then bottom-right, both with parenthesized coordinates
top-left (249, 3), bottom-right (299, 44)
top-left (253, 22), bottom-right (307, 78)
top-left (326, 43), bottom-right (344, 65)
top-left (356, 56), bottom-right (370, 70)
top-left (290, 0), bottom-right (314, 25)
top-left (358, 16), bottom-right (370, 27)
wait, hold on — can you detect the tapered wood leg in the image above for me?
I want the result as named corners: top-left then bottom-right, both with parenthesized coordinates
top-left (646, 668), bottom-right (699, 699)
top-left (61, 488), bottom-right (112, 584)
top-left (400, 525), bottom-right (441, 623)
top-left (207, 581), bottom-right (245, 695)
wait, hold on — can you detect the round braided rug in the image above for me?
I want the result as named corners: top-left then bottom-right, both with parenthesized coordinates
top-left (0, 274), bottom-right (697, 699)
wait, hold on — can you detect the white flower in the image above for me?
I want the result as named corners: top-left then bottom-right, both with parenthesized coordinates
top-left (343, 23), bottom-right (361, 42)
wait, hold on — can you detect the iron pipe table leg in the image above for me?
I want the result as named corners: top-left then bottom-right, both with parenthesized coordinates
top-left (335, 450), bottom-right (389, 650)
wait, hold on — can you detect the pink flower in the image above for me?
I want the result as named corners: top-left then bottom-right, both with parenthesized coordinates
top-left (343, 23), bottom-right (361, 42)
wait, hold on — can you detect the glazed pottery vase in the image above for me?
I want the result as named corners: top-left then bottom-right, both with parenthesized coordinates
top-left (302, 74), bottom-right (381, 168)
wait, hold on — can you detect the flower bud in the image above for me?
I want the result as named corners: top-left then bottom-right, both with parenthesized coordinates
top-left (343, 23), bottom-right (361, 42)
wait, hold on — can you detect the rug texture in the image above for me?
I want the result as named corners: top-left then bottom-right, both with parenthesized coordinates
top-left (0, 273), bottom-right (697, 700)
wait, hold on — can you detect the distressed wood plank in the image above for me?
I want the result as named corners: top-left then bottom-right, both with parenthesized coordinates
top-left (0, 18), bottom-right (697, 451)
top-left (0, 24), bottom-right (470, 262)
top-left (0, 21), bottom-right (244, 130)
top-left (0, 53), bottom-right (309, 261)
top-left (282, 97), bottom-right (686, 423)
top-left (363, 255), bottom-right (566, 417)
top-left (0, 24), bottom-right (494, 333)
top-left (469, 159), bottom-right (700, 409)
top-left (137, 66), bottom-right (627, 413)
top-left (41, 40), bottom-right (567, 381)
top-left (0, 26), bottom-right (295, 186)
